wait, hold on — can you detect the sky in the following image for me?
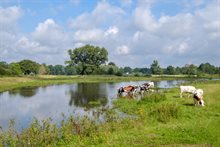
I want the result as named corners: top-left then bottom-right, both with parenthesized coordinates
top-left (0, 0), bottom-right (219, 68)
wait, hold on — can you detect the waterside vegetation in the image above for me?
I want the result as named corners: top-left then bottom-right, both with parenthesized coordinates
top-left (0, 79), bottom-right (220, 146)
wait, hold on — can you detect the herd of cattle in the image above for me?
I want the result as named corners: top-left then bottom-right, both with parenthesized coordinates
top-left (117, 82), bottom-right (205, 107)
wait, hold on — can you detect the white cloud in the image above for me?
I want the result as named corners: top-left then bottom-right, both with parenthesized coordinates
top-left (32, 19), bottom-right (69, 47)
top-left (0, 6), bottom-right (22, 24)
top-left (104, 26), bottom-right (119, 36)
top-left (16, 37), bottom-right (50, 54)
top-left (69, 1), bottom-right (125, 30)
top-left (1, 1), bottom-right (220, 67)
top-left (0, 6), bottom-right (22, 58)
top-left (133, 7), bottom-right (159, 31)
top-left (74, 29), bottom-right (104, 42)
top-left (116, 45), bottom-right (130, 55)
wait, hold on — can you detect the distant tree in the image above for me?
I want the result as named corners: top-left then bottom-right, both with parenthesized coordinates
top-left (123, 66), bottom-right (132, 74)
top-left (108, 62), bottom-right (116, 66)
top-left (65, 65), bottom-right (77, 75)
top-left (150, 60), bottom-right (163, 75)
top-left (165, 65), bottom-right (176, 75)
top-left (53, 65), bottom-right (66, 75)
top-left (0, 61), bottom-right (10, 75)
top-left (133, 68), bottom-right (140, 73)
top-left (67, 44), bottom-right (108, 75)
top-left (182, 64), bottom-right (198, 75)
top-left (18, 60), bottom-right (40, 75)
top-left (107, 67), bottom-right (114, 75)
top-left (175, 66), bottom-right (182, 74)
top-left (139, 68), bottom-right (151, 74)
top-left (9, 63), bottom-right (22, 75)
top-left (38, 64), bottom-right (49, 75)
top-left (115, 67), bottom-right (123, 76)
top-left (198, 63), bottom-right (215, 74)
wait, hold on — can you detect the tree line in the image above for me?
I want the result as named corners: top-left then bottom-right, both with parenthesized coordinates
top-left (1, 45), bottom-right (220, 76)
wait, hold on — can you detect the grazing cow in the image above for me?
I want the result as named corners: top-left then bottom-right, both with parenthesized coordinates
top-left (179, 86), bottom-right (196, 98)
top-left (117, 85), bottom-right (138, 96)
top-left (143, 82), bottom-right (154, 89)
top-left (138, 82), bottom-right (155, 94)
top-left (193, 89), bottom-right (204, 106)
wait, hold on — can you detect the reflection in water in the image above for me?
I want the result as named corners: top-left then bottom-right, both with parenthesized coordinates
top-left (0, 80), bottom-right (186, 131)
top-left (9, 87), bottom-right (39, 98)
top-left (68, 83), bottom-right (108, 108)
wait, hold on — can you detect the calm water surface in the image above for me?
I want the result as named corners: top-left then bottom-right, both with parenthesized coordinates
top-left (0, 80), bottom-right (184, 130)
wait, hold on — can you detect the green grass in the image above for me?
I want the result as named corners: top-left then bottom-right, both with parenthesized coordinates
top-left (0, 75), bottom-right (152, 92)
top-left (0, 77), bottom-right (220, 146)
top-left (0, 74), bottom-right (219, 93)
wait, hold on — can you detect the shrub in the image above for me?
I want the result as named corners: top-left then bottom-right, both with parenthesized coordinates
top-left (139, 93), bottom-right (166, 104)
top-left (149, 103), bottom-right (179, 123)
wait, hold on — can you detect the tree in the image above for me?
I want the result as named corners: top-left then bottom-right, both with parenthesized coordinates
top-left (65, 65), bottom-right (77, 75)
top-left (108, 62), bottom-right (116, 66)
top-left (0, 61), bottom-right (10, 75)
top-left (150, 60), bottom-right (163, 75)
top-left (198, 63), bottom-right (215, 74)
top-left (123, 66), bottom-right (132, 74)
top-left (165, 65), bottom-right (176, 75)
top-left (182, 64), bottom-right (198, 75)
top-left (18, 59), bottom-right (40, 75)
top-left (67, 44), bottom-right (108, 75)
top-left (9, 63), bottom-right (22, 75)
top-left (38, 64), bottom-right (49, 75)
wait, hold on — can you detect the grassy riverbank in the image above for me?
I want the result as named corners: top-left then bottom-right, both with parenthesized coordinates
top-left (0, 75), bottom-right (144, 92)
top-left (1, 74), bottom-right (219, 93)
top-left (0, 75), bottom-right (186, 93)
top-left (0, 78), bottom-right (220, 146)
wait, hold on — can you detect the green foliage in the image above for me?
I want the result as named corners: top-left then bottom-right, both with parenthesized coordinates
top-left (18, 59), bottom-right (40, 75)
top-left (65, 65), bottom-right (77, 75)
top-left (182, 64), bottom-right (198, 75)
top-left (123, 66), bottom-right (132, 74)
top-left (150, 60), bottom-right (163, 75)
top-left (67, 44), bottom-right (108, 75)
top-left (198, 63), bottom-right (217, 74)
top-left (9, 63), bottom-right (22, 75)
top-left (48, 65), bottom-right (66, 75)
top-left (38, 64), bottom-right (49, 75)
top-left (0, 62), bottom-right (12, 75)
top-left (140, 93), bottom-right (166, 103)
top-left (164, 65), bottom-right (176, 75)
top-left (149, 103), bottom-right (179, 123)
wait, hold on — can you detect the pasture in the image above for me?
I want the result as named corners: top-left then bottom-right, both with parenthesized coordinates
top-left (0, 76), bottom-right (219, 146)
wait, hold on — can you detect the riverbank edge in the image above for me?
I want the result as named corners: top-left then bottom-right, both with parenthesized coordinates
top-left (0, 75), bottom-right (219, 93)
top-left (0, 79), bottom-right (220, 146)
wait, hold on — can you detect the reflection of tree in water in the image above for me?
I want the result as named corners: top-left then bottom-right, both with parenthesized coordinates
top-left (68, 83), bottom-right (108, 108)
top-left (9, 87), bottom-right (39, 98)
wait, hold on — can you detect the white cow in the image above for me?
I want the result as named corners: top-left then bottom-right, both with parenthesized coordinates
top-left (179, 86), bottom-right (196, 98)
top-left (193, 89), bottom-right (205, 106)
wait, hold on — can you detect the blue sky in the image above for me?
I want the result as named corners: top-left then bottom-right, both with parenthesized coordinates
top-left (0, 0), bottom-right (219, 67)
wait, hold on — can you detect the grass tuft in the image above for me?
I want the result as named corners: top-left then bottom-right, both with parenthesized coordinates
top-left (150, 103), bottom-right (179, 123)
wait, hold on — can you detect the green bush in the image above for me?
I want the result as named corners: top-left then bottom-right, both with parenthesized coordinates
top-left (149, 103), bottom-right (179, 123)
top-left (139, 93), bottom-right (166, 104)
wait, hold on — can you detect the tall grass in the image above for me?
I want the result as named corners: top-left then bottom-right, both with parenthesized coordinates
top-left (149, 103), bottom-right (179, 123)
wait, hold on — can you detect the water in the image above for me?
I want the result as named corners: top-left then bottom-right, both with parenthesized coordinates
top-left (0, 80), bottom-right (184, 130)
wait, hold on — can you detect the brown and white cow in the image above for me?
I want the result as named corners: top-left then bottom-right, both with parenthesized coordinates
top-left (140, 82), bottom-right (154, 93)
top-left (118, 85), bottom-right (138, 96)
top-left (193, 89), bottom-right (205, 106)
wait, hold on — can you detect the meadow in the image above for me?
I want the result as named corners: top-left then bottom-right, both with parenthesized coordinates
top-left (0, 76), bottom-right (220, 146)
